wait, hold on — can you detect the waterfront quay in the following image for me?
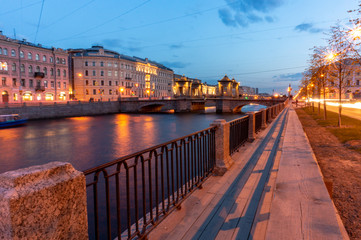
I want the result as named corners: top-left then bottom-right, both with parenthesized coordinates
top-left (0, 100), bottom-right (348, 239)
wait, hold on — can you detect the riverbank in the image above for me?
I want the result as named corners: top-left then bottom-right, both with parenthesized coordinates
top-left (296, 107), bottom-right (361, 239)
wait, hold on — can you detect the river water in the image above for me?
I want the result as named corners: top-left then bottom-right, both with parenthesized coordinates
top-left (0, 109), bottom-right (247, 174)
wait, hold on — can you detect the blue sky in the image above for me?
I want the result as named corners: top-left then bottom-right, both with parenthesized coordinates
top-left (0, 0), bottom-right (358, 94)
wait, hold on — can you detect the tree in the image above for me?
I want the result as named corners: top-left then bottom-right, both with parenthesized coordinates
top-left (326, 24), bottom-right (357, 127)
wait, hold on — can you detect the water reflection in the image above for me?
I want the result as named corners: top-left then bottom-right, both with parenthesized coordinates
top-left (0, 112), bottom-right (244, 174)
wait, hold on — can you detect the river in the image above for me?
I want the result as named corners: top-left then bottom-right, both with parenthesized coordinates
top-left (0, 109), bottom-right (248, 174)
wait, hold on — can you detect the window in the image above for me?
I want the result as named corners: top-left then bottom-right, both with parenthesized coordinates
top-left (56, 57), bottom-right (60, 64)
top-left (50, 68), bottom-right (54, 76)
top-left (20, 51), bottom-right (24, 58)
top-left (85, 70), bottom-right (88, 76)
top-left (92, 70), bottom-right (96, 76)
top-left (29, 79), bottom-right (33, 87)
top-left (21, 79), bottom-right (25, 87)
top-left (44, 80), bottom-right (48, 88)
top-left (86, 89), bottom-right (89, 95)
top-left (115, 81), bottom-right (118, 86)
top-left (0, 48), bottom-right (2, 54)
top-left (11, 63), bottom-right (16, 71)
top-left (2, 77), bottom-right (6, 86)
top-left (51, 81), bottom-right (54, 88)
top-left (57, 69), bottom-right (60, 76)
top-left (115, 71), bottom-right (118, 77)
top-left (114, 63), bottom-right (118, 68)
top-left (93, 80), bottom-right (97, 86)
top-left (12, 78), bottom-right (17, 86)
top-left (62, 58), bottom-right (66, 65)
top-left (108, 71), bottom-right (112, 77)
top-left (58, 82), bottom-right (61, 88)
top-left (63, 82), bottom-right (66, 89)
top-left (43, 55), bottom-right (46, 62)
top-left (36, 80), bottom-right (41, 87)
top-left (50, 57), bottom-right (53, 63)
top-left (108, 62), bottom-right (112, 67)
top-left (100, 71), bottom-right (104, 76)
top-left (100, 61), bottom-right (104, 67)
top-left (28, 65), bottom-right (33, 73)
top-left (28, 52), bottom-right (32, 59)
top-left (92, 61), bottom-right (96, 66)
top-left (93, 89), bottom-right (96, 95)
top-left (85, 61), bottom-right (88, 66)
top-left (101, 80), bottom-right (104, 86)
top-left (109, 89), bottom-right (112, 95)
top-left (43, 67), bottom-right (47, 75)
top-left (11, 49), bottom-right (16, 57)
top-left (3, 48), bottom-right (8, 55)
top-left (20, 64), bottom-right (25, 72)
top-left (63, 70), bottom-right (66, 77)
top-left (357, 80), bottom-right (360, 86)
top-left (85, 80), bottom-right (89, 86)
top-left (109, 81), bottom-right (112, 86)
top-left (36, 66), bottom-right (40, 72)
top-left (36, 54), bottom-right (40, 60)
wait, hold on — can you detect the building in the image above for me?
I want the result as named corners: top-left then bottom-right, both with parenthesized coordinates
top-left (0, 32), bottom-right (69, 103)
top-left (68, 46), bottom-right (174, 101)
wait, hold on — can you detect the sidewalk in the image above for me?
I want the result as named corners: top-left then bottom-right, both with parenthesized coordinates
top-left (148, 105), bottom-right (348, 240)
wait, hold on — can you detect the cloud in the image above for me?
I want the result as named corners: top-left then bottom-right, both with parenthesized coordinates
top-left (294, 23), bottom-right (323, 34)
top-left (160, 61), bottom-right (190, 69)
top-left (273, 72), bottom-right (303, 82)
top-left (169, 44), bottom-right (184, 49)
top-left (102, 39), bottom-right (143, 52)
top-left (219, 8), bottom-right (237, 27)
top-left (219, 0), bottom-right (284, 27)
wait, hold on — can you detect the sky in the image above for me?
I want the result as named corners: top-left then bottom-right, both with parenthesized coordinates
top-left (0, 0), bottom-right (359, 94)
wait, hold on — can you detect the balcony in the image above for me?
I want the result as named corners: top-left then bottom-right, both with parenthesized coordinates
top-left (34, 72), bottom-right (45, 78)
top-left (35, 85), bottom-right (45, 92)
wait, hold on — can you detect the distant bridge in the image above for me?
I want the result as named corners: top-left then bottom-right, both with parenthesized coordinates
top-left (119, 98), bottom-right (286, 113)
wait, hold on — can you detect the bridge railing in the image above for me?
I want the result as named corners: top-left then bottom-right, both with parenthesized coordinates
top-left (255, 111), bottom-right (263, 133)
top-left (83, 126), bottom-right (216, 240)
top-left (229, 116), bottom-right (249, 155)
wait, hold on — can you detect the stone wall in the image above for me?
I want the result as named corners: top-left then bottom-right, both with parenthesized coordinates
top-left (0, 101), bottom-right (121, 120)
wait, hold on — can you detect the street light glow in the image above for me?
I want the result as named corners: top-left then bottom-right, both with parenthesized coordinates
top-left (350, 26), bottom-right (361, 40)
top-left (326, 52), bottom-right (336, 62)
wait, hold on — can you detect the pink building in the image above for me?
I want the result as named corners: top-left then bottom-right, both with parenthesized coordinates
top-left (0, 32), bottom-right (69, 103)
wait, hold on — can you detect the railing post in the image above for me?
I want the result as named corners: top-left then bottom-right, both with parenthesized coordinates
top-left (267, 107), bottom-right (272, 122)
top-left (0, 162), bottom-right (88, 239)
top-left (261, 109), bottom-right (267, 129)
top-left (210, 119), bottom-right (233, 176)
top-left (272, 106), bottom-right (276, 118)
top-left (247, 112), bottom-right (256, 142)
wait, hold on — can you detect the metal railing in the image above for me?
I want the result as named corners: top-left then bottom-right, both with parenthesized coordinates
top-left (266, 108), bottom-right (270, 122)
top-left (229, 115), bottom-right (249, 155)
top-left (255, 111), bottom-right (263, 133)
top-left (83, 126), bottom-right (216, 240)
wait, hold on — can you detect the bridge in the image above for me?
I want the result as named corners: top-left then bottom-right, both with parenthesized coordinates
top-left (119, 97), bottom-right (286, 113)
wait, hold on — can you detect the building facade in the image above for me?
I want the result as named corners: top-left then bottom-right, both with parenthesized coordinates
top-left (0, 32), bottom-right (69, 103)
top-left (68, 46), bottom-right (174, 101)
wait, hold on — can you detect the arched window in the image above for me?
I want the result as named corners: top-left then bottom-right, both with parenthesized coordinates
top-left (86, 89), bottom-right (89, 95)
top-left (50, 68), bottom-right (54, 76)
top-left (36, 66), bottom-right (40, 72)
top-left (63, 70), bottom-right (66, 77)
top-left (12, 63), bottom-right (16, 71)
top-left (43, 55), bottom-right (46, 62)
top-left (50, 57), bottom-right (53, 63)
top-left (56, 57), bottom-right (60, 64)
top-left (36, 54), bottom-right (40, 60)
top-left (43, 67), bottom-right (47, 75)
top-left (20, 64), bottom-right (25, 72)
top-left (85, 70), bottom-right (88, 76)
top-left (20, 51), bottom-right (24, 58)
top-left (57, 69), bottom-right (60, 76)
top-left (3, 48), bottom-right (8, 55)
top-left (28, 52), bottom-right (32, 59)
top-left (28, 65), bottom-right (33, 73)
top-left (11, 49), bottom-right (16, 57)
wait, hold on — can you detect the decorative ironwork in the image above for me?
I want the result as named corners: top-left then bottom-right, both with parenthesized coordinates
top-left (229, 115), bottom-right (249, 154)
top-left (84, 127), bottom-right (216, 240)
top-left (255, 111), bottom-right (263, 133)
